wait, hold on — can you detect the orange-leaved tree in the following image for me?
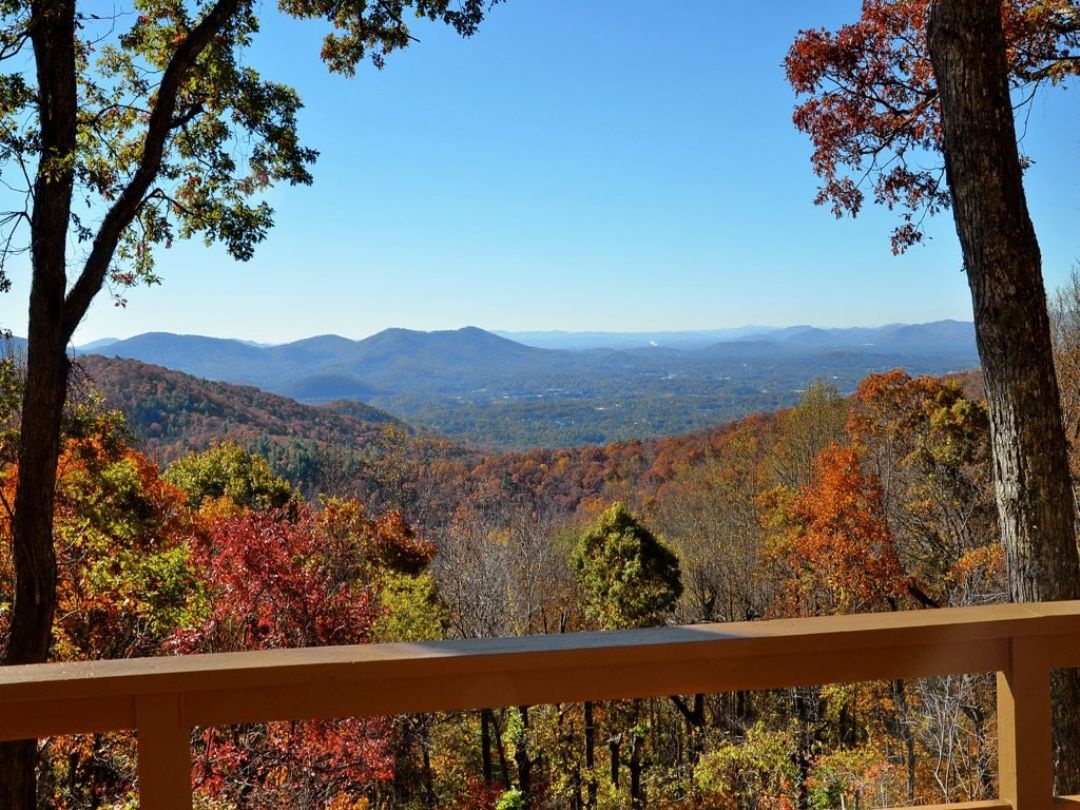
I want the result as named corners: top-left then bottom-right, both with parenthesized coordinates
top-left (1, 402), bottom-right (202, 807)
top-left (763, 444), bottom-right (907, 618)
top-left (847, 370), bottom-right (1002, 607)
top-left (788, 3), bottom-right (1080, 785)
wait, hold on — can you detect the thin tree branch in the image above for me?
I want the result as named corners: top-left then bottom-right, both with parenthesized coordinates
top-left (61, 0), bottom-right (243, 341)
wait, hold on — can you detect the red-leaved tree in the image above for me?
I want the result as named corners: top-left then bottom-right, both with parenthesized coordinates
top-left (172, 507), bottom-right (394, 807)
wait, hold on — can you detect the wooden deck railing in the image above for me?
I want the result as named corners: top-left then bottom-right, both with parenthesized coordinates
top-left (4, 602), bottom-right (1080, 809)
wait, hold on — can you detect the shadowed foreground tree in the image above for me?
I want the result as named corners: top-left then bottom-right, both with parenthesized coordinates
top-left (788, 0), bottom-right (1080, 789)
top-left (0, 1), bottom-right (501, 806)
top-left (928, 0), bottom-right (1080, 790)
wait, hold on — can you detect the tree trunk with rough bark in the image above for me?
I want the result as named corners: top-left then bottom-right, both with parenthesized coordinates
top-left (0, 1), bottom-right (250, 804)
top-left (0, 1), bottom-right (78, 805)
top-left (481, 708), bottom-right (494, 785)
top-left (928, 0), bottom-right (1080, 791)
top-left (514, 706), bottom-right (532, 798)
top-left (584, 700), bottom-right (597, 807)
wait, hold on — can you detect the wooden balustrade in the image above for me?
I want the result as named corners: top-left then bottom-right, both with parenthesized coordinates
top-left (5, 602), bottom-right (1080, 808)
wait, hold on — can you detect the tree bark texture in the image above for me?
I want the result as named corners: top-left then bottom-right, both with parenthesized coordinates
top-left (514, 706), bottom-right (532, 798)
top-left (0, 2), bottom-right (245, 805)
top-left (928, 0), bottom-right (1080, 791)
top-left (0, 2), bottom-right (78, 806)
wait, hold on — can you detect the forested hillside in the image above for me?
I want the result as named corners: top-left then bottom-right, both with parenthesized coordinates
top-left (76, 355), bottom-right (400, 459)
top-left (75, 356), bottom-right (473, 513)
top-left (77, 353), bottom-right (793, 525)
top-left (3, 0), bottom-right (1078, 806)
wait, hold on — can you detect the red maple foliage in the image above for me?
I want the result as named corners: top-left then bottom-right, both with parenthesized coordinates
top-left (172, 507), bottom-right (395, 806)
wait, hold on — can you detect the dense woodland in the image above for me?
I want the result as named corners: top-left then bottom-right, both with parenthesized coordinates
top-left (1, 336), bottom-right (1031, 808)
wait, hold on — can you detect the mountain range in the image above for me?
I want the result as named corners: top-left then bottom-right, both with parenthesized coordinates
top-left (63, 322), bottom-right (977, 447)
top-left (496, 321), bottom-right (977, 353)
top-left (75, 320), bottom-right (977, 360)
top-left (3, 321), bottom-right (980, 448)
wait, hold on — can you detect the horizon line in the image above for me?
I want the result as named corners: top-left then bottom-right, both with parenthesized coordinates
top-left (53, 318), bottom-right (976, 348)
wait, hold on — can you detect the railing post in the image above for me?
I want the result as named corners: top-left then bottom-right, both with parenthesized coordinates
top-left (136, 692), bottom-right (192, 810)
top-left (998, 636), bottom-right (1053, 810)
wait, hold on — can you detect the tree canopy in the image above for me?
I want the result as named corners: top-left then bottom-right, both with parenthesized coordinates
top-left (571, 502), bottom-right (682, 631)
top-left (0, 2), bottom-right (504, 804)
top-left (785, 0), bottom-right (1080, 252)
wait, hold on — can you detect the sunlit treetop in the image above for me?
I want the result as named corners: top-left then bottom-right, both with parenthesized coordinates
top-left (785, 0), bottom-right (1080, 253)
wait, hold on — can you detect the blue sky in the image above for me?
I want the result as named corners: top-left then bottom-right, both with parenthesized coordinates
top-left (3, 1), bottom-right (1079, 344)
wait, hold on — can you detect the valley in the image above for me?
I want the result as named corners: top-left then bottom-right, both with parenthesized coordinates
top-left (73, 320), bottom-right (980, 448)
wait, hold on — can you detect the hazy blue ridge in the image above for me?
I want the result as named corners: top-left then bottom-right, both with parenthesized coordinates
top-left (40, 322), bottom-right (983, 449)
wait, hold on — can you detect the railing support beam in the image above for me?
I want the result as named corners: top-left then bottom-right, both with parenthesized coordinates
top-left (136, 692), bottom-right (192, 810)
top-left (998, 636), bottom-right (1053, 810)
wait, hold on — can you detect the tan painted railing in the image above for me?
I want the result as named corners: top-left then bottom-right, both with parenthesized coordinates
top-left (4, 603), bottom-right (1080, 809)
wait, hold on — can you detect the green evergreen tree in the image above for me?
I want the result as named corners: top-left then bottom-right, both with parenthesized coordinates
top-left (571, 503), bottom-right (682, 630)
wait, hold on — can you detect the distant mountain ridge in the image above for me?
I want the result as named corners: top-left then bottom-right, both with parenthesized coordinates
top-left (76, 320), bottom-right (977, 367)
top-left (496, 321), bottom-right (976, 353)
top-left (494, 326), bottom-right (774, 351)
top-left (50, 321), bottom-right (982, 448)
top-left (77, 325), bottom-right (563, 398)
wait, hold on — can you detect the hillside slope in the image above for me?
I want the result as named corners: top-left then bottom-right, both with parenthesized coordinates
top-left (75, 356), bottom-right (400, 463)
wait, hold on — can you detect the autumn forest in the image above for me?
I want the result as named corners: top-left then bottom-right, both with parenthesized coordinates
top-left (0, 347), bottom-right (1015, 808)
top-left (2, 0), bottom-right (1080, 808)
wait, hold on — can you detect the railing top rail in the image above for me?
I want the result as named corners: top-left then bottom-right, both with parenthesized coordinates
top-left (3, 601), bottom-right (1080, 698)
top-left (3, 601), bottom-right (1080, 742)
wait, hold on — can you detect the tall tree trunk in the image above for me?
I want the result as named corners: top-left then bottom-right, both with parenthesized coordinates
top-left (493, 709), bottom-right (512, 790)
top-left (670, 693), bottom-right (705, 763)
top-left (608, 733), bottom-right (621, 789)
top-left (628, 732), bottom-right (644, 810)
top-left (793, 688), bottom-right (815, 810)
top-left (584, 701), bottom-right (597, 807)
top-left (422, 743), bottom-right (435, 807)
top-left (0, 2), bottom-right (78, 806)
top-left (514, 706), bottom-right (532, 798)
top-left (928, 0), bottom-right (1080, 792)
top-left (890, 680), bottom-right (916, 803)
top-left (481, 708), bottom-right (494, 785)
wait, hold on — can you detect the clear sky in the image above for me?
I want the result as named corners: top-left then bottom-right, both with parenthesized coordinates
top-left (2, 1), bottom-right (1079, 344)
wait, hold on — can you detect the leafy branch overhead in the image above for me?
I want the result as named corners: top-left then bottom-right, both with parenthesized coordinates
top-left (785, 0), bottom-right (1080, 253)
top-left (0, 0), bottom-right (501, 319)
